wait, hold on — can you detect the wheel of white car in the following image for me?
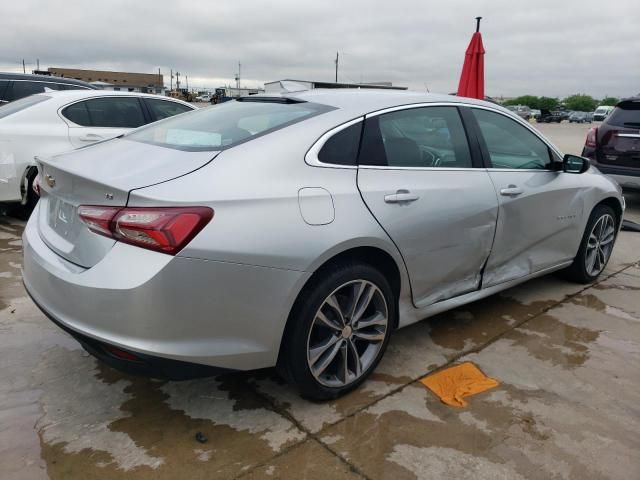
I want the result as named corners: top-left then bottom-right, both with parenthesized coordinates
top-left (278, 262), bottom-right (395, 400)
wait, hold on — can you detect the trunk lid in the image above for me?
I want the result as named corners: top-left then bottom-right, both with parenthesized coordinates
top-left (37, 138), bottom-right (217, 267)
top-left (598, 100), bottom-right (640, 167)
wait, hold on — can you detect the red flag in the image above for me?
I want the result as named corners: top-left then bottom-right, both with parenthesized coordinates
top-left (457, 31), bottom-right (485, 100)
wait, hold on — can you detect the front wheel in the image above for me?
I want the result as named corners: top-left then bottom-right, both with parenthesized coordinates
top-left (278, 262), bottom-right (395, 400)
top-left (563, 205), bottom-right (617, 283)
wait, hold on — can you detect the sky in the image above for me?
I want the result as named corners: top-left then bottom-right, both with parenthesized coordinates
top-left (3, 0), bottom-right (639, 99)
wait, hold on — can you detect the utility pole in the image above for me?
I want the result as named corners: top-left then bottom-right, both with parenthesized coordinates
top-left (170, 69), bottom-right (173, 91)
top-left (186, 75), bottom-right (189, 92)
top-left (176, 71), bottom-right (180, 90)
top-left (158, 68), bottom-right (161, 92)
top-left (235, 61), bottom-right (241, 90)
top-left (334, 52), bottom-right (339, 83)
top-left (22, 59), bottom-right (25, 74)
top-left (36, 59), bottom-right (40, 71)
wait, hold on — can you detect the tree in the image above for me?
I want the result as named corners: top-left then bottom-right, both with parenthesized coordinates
top-left (600, 96), bottom-right (619, 106)
top-left (563, 94), bottom-right (597, 112)
top-left (538, 96), bottom-right (559, 110)
top-left (504, 95), bottom-right (539, 109)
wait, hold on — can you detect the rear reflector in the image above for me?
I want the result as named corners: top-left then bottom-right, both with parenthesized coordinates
top-left (78, 205), bottom-right (213, 255)
top-left (103, 345), bottom-right (142, 362)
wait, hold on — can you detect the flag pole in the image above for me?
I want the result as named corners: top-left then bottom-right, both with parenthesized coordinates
top-left (475, 17), bottom-right (482, 32)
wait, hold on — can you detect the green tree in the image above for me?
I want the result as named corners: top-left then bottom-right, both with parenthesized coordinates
top-left (563, 94), bottom-right (597, 112)
top-left (504, 95), bottom-right (539, 109)
top-left (538, 96), bottom-right (558, 110)
top-left (600, 96), bottom-right (619, 106)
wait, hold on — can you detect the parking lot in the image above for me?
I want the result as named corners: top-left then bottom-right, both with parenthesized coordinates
top-left (1, 121), bottom-right (639, 479)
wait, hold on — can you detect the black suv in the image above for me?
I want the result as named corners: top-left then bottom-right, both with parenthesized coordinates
top-left (582, 98), bottom-right (640, 190)
top-left (0, 73), bottom-right (96, 104)
top-left (538, 109), bottom-right (563, 123)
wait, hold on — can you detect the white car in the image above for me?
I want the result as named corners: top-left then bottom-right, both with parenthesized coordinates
top-left (0, 90), bottom-right (195, 216)
top-left (195, 94), bottom-right (211, 102)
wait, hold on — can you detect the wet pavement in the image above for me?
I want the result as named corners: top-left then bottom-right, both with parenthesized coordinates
top-left (1, 192), bottom-right (640, 478)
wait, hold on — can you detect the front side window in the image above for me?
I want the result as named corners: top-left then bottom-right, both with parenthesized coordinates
top-left (144, 98), bottom-right (193, 121)
top-left (127, 99), bottom-right (332, 151)
top-left (5, 81), bottom-right (47, 101)
top-left (359, 106), bottom-right (472, 168)
top-left (318, 122), bottom-right (362, 165)
top-left (472, 109), bottom-right (552, 169)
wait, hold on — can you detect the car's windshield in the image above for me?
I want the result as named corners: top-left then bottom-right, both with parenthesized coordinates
top-left (0, 94), bottom-right (50, 119)
top-left (127, 99), bottom-right (333, 151)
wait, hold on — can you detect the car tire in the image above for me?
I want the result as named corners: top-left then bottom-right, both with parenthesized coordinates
top-left (563, 204), bottom-right (617, 284)
top-left (8, 172), bottom-right (38, 221)
top-left (278, 261), bottom-right (395, 400)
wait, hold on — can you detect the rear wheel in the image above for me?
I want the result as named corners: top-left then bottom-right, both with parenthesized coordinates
top-left (8, 171), bottom-right (38, 220)
top-left (278, 262), bottom-right (395, 400)
top-left (563, 205), bottom-right (617, 283)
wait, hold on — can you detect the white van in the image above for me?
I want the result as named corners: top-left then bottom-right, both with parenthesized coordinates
top-left (593, 105), bottom-right (614, 121)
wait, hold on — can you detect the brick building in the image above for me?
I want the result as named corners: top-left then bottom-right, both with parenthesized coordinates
top-left (48, 68), bottom-right (163, 93)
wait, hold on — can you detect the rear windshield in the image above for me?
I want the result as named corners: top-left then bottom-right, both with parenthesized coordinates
top-left (607, 101), bottom-right (640, 127)
top-left (127, 99), bottom-right (333, 151)
top-left (0, 94), bottom-right (50, 119)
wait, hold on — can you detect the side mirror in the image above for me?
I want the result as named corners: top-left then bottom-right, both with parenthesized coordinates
top-left (563, 154), bottom-right (590, 174)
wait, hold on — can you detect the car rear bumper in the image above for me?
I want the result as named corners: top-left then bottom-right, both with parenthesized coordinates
top-left (22, 207), bottom-right (310, 371)
top-left (585, 156), bottom-right (640, 191)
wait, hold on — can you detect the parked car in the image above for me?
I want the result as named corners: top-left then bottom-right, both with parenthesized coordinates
top-left (559, 110), bottom-right (571, 121)
top-left (506, 104), bottom-right (531, 120)
top-left (531, 109), bottom-right (541, 120)
top-left (569, 111), bottom-right (592, 123)
top-left (23, 91), bottom-right (623, 400)
top-left (195, 94), bottom-right (211, 102)
top-left (593, 105), bottom-right (614, 121)
top-left (0, 90), bottom-right (195, 217)
top-left (538, 109), bottom-right (563, 123)
top-left (0, 72), bottom-right (96, 105)
top-left (582, 97), bottom-right (640, 190)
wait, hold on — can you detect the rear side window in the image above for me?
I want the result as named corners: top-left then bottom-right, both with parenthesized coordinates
top-left (62, 101), bottom-right (91, 126)
top-left (72, 97), bottom-right (147, 128)
top-left (359, 106), bottom-right (472, 168)
top-left (318, 122), bottom-right (362, 165)
top-left (128, 99), bottom-right (333, 151)
top-left (0, 95), bottom-right (50, 119)
top-left (145, 98), bottom-right (193, 120)
top-left (607, 101), bottom-right (640, 127)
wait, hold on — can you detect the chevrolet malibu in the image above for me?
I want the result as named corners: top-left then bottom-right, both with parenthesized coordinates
top-left (23, 90), bottom-right (624, 400)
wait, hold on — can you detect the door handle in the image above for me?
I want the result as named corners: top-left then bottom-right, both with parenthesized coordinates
top-left (499, 185), bottom-right (524, 197)
top-left (79, 133), bottom-right (104, 142)
top-left (384, 189), bottom-right (420, 204)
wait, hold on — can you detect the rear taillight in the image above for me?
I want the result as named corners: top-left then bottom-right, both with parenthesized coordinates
top-left (78, 206), bottom-right (213, 255)
top-left (585, 127), bottom-right (598, 148)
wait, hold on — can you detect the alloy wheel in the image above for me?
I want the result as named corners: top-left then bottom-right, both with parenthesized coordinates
top-left (585, 213), bottom-right (615, 277)
top-left (306, 280), bottom-right (389, 388)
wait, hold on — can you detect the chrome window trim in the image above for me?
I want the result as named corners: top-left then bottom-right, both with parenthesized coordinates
top-left (304, 117), bottom-right (363, 169)
top-left (306, 101), bottom-right (563, 172)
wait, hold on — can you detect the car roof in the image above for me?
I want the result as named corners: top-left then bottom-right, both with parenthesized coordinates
top-left (251, 88), bottom-right (507, 116)
top-left (30, 89), bottom-right (195, 108)
top-left (0, 72), bottom-right (96, 88)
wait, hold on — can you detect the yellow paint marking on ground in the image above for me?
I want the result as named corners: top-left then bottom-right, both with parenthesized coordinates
top-left (420, 362), bottom-right (499, 408)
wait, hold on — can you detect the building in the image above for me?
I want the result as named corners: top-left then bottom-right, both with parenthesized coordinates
top-left (264, 79), bottom-right (407, 93)
top-left (48, 68), bottom-right (164, 94)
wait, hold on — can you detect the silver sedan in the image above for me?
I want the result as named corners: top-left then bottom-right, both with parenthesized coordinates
top-left (23, 90), bottom-right (624, 399)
